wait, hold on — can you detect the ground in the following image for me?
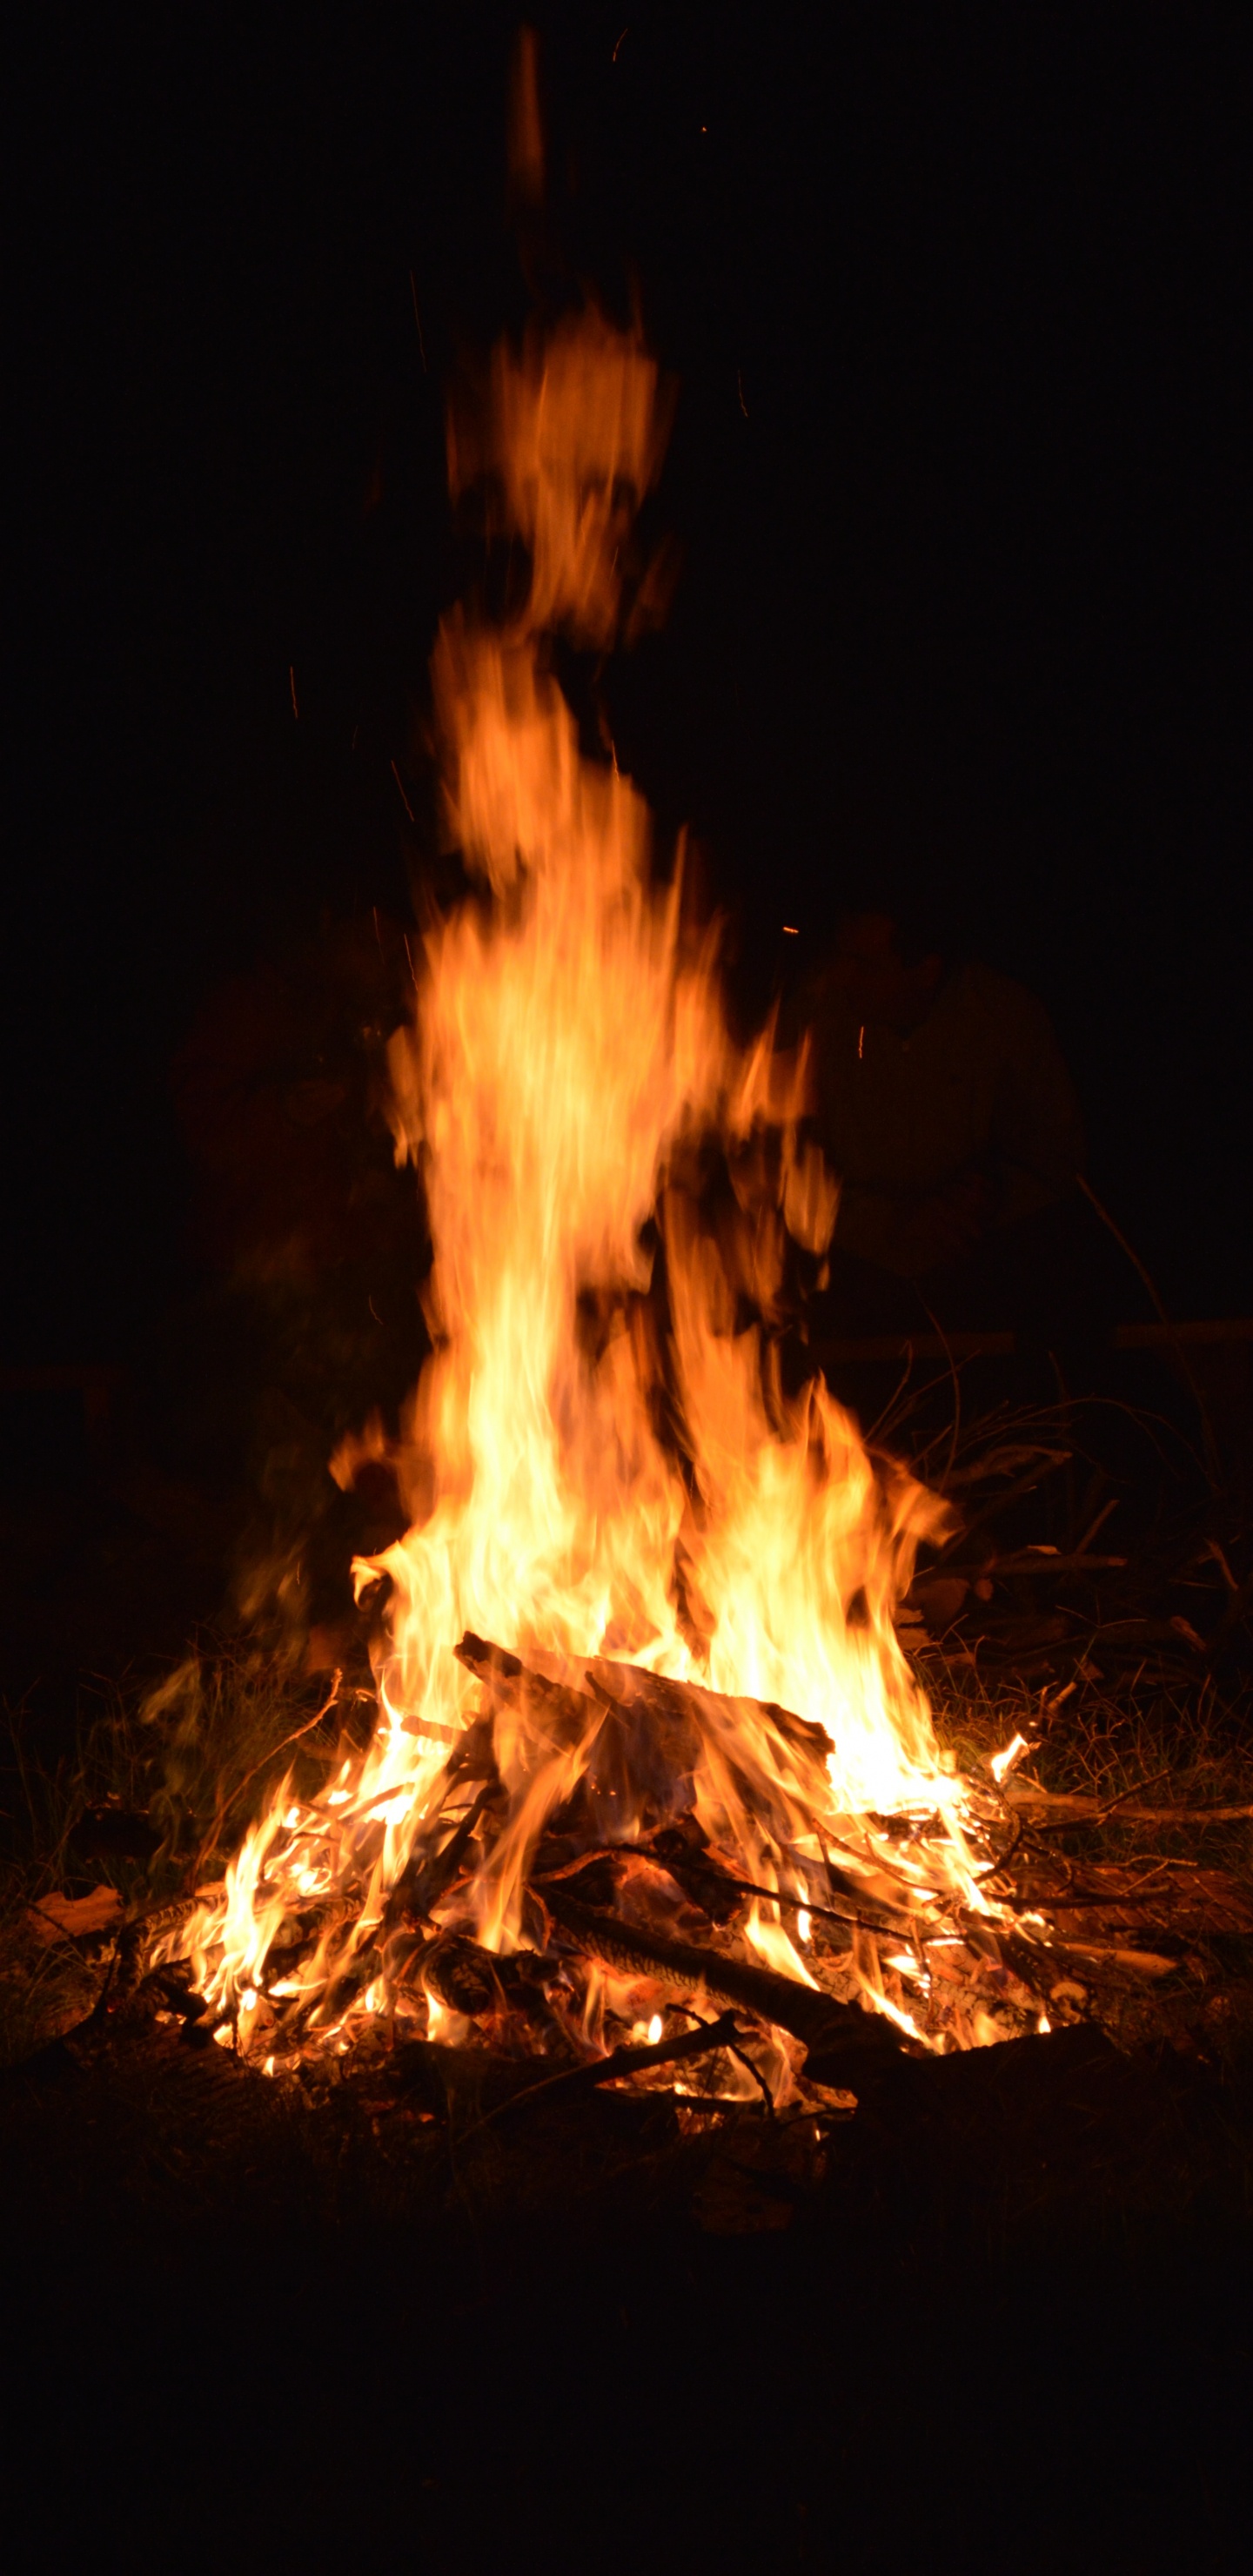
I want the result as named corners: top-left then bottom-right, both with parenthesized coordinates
top-left (3, 1358), bottom-right (1251, 2566)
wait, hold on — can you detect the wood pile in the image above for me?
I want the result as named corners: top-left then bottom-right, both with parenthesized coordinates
top-left (9, 1614), bottom-right (1249, 2223)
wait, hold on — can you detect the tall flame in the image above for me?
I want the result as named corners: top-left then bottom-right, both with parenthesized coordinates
top-left (164, 310), bottom-right (993, 2053)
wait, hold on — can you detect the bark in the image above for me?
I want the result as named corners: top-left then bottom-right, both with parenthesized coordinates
top-left (539, 1882), bottom-right (902, 2075)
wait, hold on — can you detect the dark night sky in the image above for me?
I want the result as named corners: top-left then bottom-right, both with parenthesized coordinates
top-left (5, 4), bottom-right (1249, 1365)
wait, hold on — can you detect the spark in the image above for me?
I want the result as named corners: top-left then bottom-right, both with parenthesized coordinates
top-left (737, 367), bottom-right (748, 418)
top-left (858, 1024), bottom-right (865, 1058)
top-left (782, 923), bottom-right (799, 935)
top-left (612, 23), bottom-right (629, 58)
top-left (289, 664), bottom-right (299, 720)
top-left (391, 759), bottom-right (416, 822)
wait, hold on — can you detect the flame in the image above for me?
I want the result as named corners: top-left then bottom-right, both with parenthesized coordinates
top-left (158, 306), bottom-right (1023, 2074)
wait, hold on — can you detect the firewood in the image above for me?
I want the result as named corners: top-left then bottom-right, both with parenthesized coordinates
top-left (589, 1654), bottom-right (833, 1765)
top-left (641, 1832), bottom-right (912, 1939)
top-left (1007, 1781), bottom-right (1253, 1828)
top-left (421, 1933), bottom-right (505, 2016)
top-left (534, 1829), bottom-right (910, 1941)
top-left (416, 1929), bottom-right (571, 2023)
top-left (539, 1882), bottom-right (902, 2075)
top-left (454, 1633), bottom-right (600, 1748)
top-left (385, 1779), bottom-right (498, 1929)
top-left (451, 2009), bottom-right (747, 2138)
top-left (454, 1632), bottom-right (841, 1848)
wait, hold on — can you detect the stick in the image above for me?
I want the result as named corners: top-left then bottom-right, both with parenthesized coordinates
top-left (954, 1551), bottom-right (1128, 1575)
top-left (1076, 1174), bottom-right (1222, 1481)
top-left (451, 2009), bottom-right (746, 2143)
top-left (539, 1884), bottom-right (901, 2065)
top-left (1008, 1781), bottom-right (1253, 1827)
top-left (533, 1844), bottom-right (911, 1938)
top-left (198, 1674), bottom-right (343, 1872)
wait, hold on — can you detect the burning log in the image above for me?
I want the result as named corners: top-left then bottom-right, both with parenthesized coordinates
top-left (539, 1881), bottom-right (903, 2081)
top-left (454, 1633), bottom-right (603, 1754)
top-left (456, 1629), bottom-right (912, 1915)
top-left (385, 1779), bottom-right (500, 1929)
top-left (452, 2009), bottom-right (749, 2137)
top-left (416, 1929), bottom-right (571, 2030)
top-left (641, 1826), bottom-right (913, 1940)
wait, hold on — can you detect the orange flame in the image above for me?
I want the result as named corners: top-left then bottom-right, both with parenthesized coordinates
top-left (159, 308), bottom-right (1011, 2065)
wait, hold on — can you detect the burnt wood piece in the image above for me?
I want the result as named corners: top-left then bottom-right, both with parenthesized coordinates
top-left (104, 1892), bottom-right (212, 2007)
top-left (455, 1633), bottom-right (601, 1749)
top-left (454, 2009), bottom-right (747, 2136)
top-left (387, 2039), bottom-right (580, 2119)
top-left (583, 1658), bottom-right (836, 1845)
top-left (456, 1632), bottom-right (698, 1829)
top-left (539, 1883), bottom-right (902, 2076)
top-left (454, 1632), bottom-right (842, 1852)
top-left (455, 1630), bottom-right (834, 1778)
top-left (533, 1833), bottom-right (908, 1942)
top-left (384, 1781), bottom-right (499, 1931)
top-left (421, 1934), bottom-right (504, 2016)
top-left (135, 1962), bottom-right (213, 2029)
top-left (417, 1931), bottom-right (571, 2023)
top-left (643, 1834), bottom-right (911, 1940)
top-left (441, 1714), bottom-right (501, 1783)
top-left (588, 1653), bottom-right (833, 1773)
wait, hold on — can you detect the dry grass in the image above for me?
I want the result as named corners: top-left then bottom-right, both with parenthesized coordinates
top-left (0, 1638), bottom-right (354, 1919)
top-left (929, 1654), bottom-right (1253, 1888)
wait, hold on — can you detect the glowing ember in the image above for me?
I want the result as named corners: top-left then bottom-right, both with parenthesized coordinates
top-left (154, 298), bottom-right (1048, 2094)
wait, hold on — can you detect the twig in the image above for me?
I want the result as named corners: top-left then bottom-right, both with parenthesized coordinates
top-left (975, 1809), bottom-right (1024, 1882)
top-left (449, 2009), bottom-right (745, 2144)
top-left (1009, 1775), bottom-right (1253, 1828)
top-left (1074, 1497), bottom-right (1120, 1556)
top-left (1087, 1767), bottom-right (1176, 1822)
top-left (669, 2001), bottom-right (777, 2113)
top-left (198, 1674), bottom-right (342, 1873)
top-left (533, 1846), bottom-right (910, 1938)
top-left (950, 1552), bottom-right (1128, 1576)
top-left (1075, 1175), bottom-right (1222, 1483)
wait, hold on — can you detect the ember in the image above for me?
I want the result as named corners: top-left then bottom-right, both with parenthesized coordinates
top-left (151, 281), bottom-right (1065, 2103)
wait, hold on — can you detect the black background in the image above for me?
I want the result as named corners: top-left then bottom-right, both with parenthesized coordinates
top-left (6, 3), bottom-right (1248, 1365)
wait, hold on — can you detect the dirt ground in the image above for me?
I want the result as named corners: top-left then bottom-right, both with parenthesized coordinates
top-left (3, 1350), bottom-right (1251, 2568)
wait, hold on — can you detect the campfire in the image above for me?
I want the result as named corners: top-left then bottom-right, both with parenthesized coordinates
top-left (151, 302), bottom-right (1064, 2107)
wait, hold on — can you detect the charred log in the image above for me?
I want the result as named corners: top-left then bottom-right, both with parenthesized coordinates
top-left (539, 1882), bottom-right (903, 2076)
top-left (385, 1780), bottom-right (499, 1930)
